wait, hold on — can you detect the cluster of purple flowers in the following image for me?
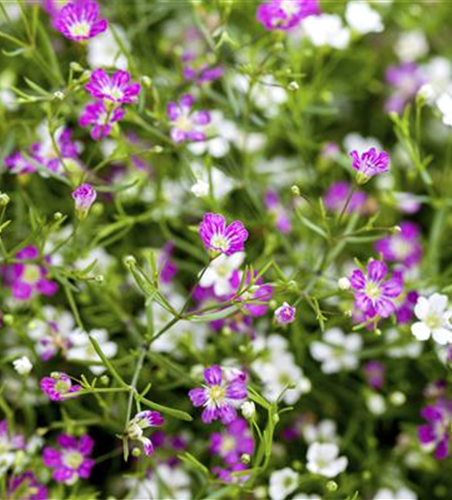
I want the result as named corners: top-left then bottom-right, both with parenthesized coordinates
top-left (80, 69), bottom-right (141, 140)
top-left (256, 0), bottom-right (321, 31)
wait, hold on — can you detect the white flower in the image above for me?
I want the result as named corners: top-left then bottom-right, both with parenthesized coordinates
top-left (67, 329), bottom-right (117, 375)
top-left (191, 179), bottom-right (209, 198)
top-left (87, 25), bottom-right (129, 69)
top-left (12, 356), bottom-right (33, 376)
top-left (395, 30), bottom-right (429, 62)
top-left (306, 442), bottom-right (348, 477)
top-left (338, 277), bottom-right (351, 290)
top-left (366, 393), bottom-right (387, 416)
top-left (200, 252), bottom-right (245, 297)
top-left (437, 93), bottom-right (452, 127)
top-left (233, 75), bottom-right (287, 117)
top-left (292, 495), bottom-right (321, 500)
top-left (343, 132), bottom-right (382, 153)
top-left (411, 293), bottom-right (452, 344)
top-left (268, 467), bottom-right (299, 500)
top-left (302, 14), bottom-right (350, 50)
top-left (310, 328), bottom-right (362, 374)
top-left (345, 2), bottom-right (384, 35)
top-left (241, 401), bottom-right (256, 419)
top-left (302, 420), bottom-right (338, 445)
top-left (421, 57), bottom-right (452, 101)
top-left (373, 487), bottom-right (417, 500)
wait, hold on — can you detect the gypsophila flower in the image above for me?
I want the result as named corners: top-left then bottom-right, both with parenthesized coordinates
top-left (210, 417), bottom-right (254, 464)
top-left (199, 252), bottom-right (245, 297)
top-left (79, 100), bottom-right (125, 140)
top-left (85, 69), bottom-right (141, 103)
top-left (375, 221), bottom-right (422, 268)
top-left (54, 1), bottom-right (107, 41)
top-left (256, 0), bottom-right (320, 31)
top-left (167, 94), bottom-right (211, 142)
top-left (188, 365), bottom-right (247, 424)
top-left (126, 411), bottom-right (164, 456)
top-left (43, 434), bottom-right (95, 484)
top-left (241, 401), bottom-right (256, 419)
top-left (40, 372), bottom-right (82, 401)
top-left (411, 293), bottom-right (452, 344)
top-left (418, 399), bottom-right (452, 460)
top-left (7, 472), bottom-right (47, 500)
top-left (72, 183), bottom-right (97, 219)
top-left (345, 2), bottom-right (383, 35)
top-left (350, 148), bottom-right (390, 183)
top-left (350, 260), bottom-right (403, 319)
top-left (268, 467), bottom-right (299, 500)
top-left (306, 442), bottom-right (348, 477)
top-left (12, 356), bottom-right (33, 376)
top-left (199, 213), bottom-right (248, 256)
top-left (274, 302), bottom-right (296, 325)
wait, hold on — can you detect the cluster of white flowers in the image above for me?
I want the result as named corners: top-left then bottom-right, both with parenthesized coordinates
top-left (252, 334), bottom-right (311, 405)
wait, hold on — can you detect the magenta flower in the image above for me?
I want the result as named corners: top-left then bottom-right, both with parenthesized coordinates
top-left (54, 1), bottom-right (107, 41)
top-left (256, 0), bottom-right (320, 31)
top-left (40, 372), bottom-right (82, 401)
top-left (182, 52), bottom-right (224, 84)
top-left (385, 62), bottom-right (425, 114)
top-left (418, 400), bottom-right (452, 460)
top-left (85, 69), bottom-right (141, 104)
top-left (43, 434), bottom-right (95, 484)
top-left (126, 410), bottom-right (164, 456)
top-left (230, 270), bottom-right (272, 317)
top-left (7, 472), bottom-right (48, 500)
top-left (364, 360), bottom-right (385, 390)
top-left (0, 420), bottom-right (25, 454)
top-left (213, 462), bottom-right (250, 483)
top-left (374, 222), bottom-right (422, 268)
top-left (79, 101), bottom-right (126, 140)
top-left (210, 417), bottom-right (254, 464)
top-left (350, 260), bottom-right (403, 319)
top-left (189, 365), bottom-right (247, 424)
top-left (265, 190), bottom-right (292, 233)
top-left (3, 245), bottom-right (58, 301)
top-left (167, 94), bottom-right (211, 143)
top-left (350, 148), bottom-right (390, 183)
top-left (324, 181), bottom-right (367, 214)
top-left (158, 242), bottom-right (178, 283)
top-left (396, 289), bottom-right (419, 324)
top-left (199, 213), bottom-right (248, 256)
top-left (72, 183), bottom-right (97, 219)
top-left (5, 152), bottom-right (35, 175)
top-left (274, 302), bottom-right (296, 324)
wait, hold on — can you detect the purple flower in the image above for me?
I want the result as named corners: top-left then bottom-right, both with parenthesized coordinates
top-left (265, 190), bottom-right (292, 233)
top-left (350, 260), bottom-right (403, 319)
top-left (256, 0), bottom-right (320, 31)
top-left (167, 94), bottom-right (211, 143)
top-left (43, 434), bottom-right (95, 484)
top-left (274, 302), bottom-right (296, 324)
top-left (385, 62), bottom-right (425, 114)
top-left (126, 410), bottom-right (164, 456)
top-left (2, 245), bottom-right (58, 301)
top-left (40, 372), bottom-right (82, 401)
top-left (213, 462), bottom-right (250, 483)
top-left (396, 289), bottom-right (419, 324)
top-left (189, 365), bottom-right (247, 424)
top-left (79, 101), bottom-right (126, 140)
top-left (182, 52), bottom-right (224, 84)
top-left (418, 400), bottom-right (452, 460)
top-left (210, 417), bottom-right (254, 464)
top-left (374, 222), bottom-right (422, 268)
top-left (72, 183), bottom-right (97, 219)
top-left (230, 270), bottom-right (273, 317)
top-left (0, 420), bottom-right (25, 453)
top-left (5, 151), bottom-right (35, 175)
top-left (350, 148), bottom-right (390, 183)
top-left (85, 69), bottom-right (141, 103)
top-left (7, 472), bottom-right (48, 500)
top-left (199, 213), bottom-right (248, 256)
top-left (158, 242), bottom-right (178, 283)
top-left (324, 181), bottom-right (367, 214)
top-left (54, 1), bottom-right (107, 41)
top-left (364, 360), bottom-right (385, 390)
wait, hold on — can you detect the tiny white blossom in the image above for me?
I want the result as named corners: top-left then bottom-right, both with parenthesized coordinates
top-left (241, 401), bottom-right (256, 419)
top-left (12, 356), bottom-right (33, 376)
top-left (268, 467), bottom-right (299, 500)
top-left (345, 2), bottom-right (384, 35)
top-left (310, 328), bottom-right (362, 374)
top-left (411, 293), bottom-right (452, 344)
top-left (437, 93), bottom-right (452, 127)
top-left (191, 179), bottom-right (209, 198)
top-left (67, 329), bottom-right (118, 374)
top-left (373, 487), bottom-right (418, 500)
top-left (367, 393), bottom-right (387, 416)
top-left (395, 30), bottom-right (429, 62)
top-left (302, 14), bottom-right (350, 50)
top-left (200, 252), bottom-right (245, 297)
top-left (306, 442), bottom-right (348, 478)
top-left (338, 277), bottom-right (351, 290)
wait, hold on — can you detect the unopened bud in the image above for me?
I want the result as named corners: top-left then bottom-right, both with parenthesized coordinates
top-left (326, 481), bottom-right (338, 492)
top-left (241, 401), bottom-right (256, 419)
top-left (288, 81), bottom-right (299, 91)
top-left (70, 61), bottom-right (84, 72)
top-left (338, 277), bottom-right (351, 290)
top-left (94, 275), bottom-right (104, 284)
top-left (241, 453), bottom-right (251, 464)
top-left (0, 193), bottom-right (10, 206)
top-left (291, 185), bottom-right (300, 196)
top-left (391, 225), bottom-right (402, 234)
top-left (53, 90), bottom-right (65, 100)
top-left (141, 76), bottom-right (152, 87)
top-left (54, 212), bottom-right (63, 220)
top-left (131, 447), bottom-right (142, 457)
top-left (124, 255), bottom-right (137, 267)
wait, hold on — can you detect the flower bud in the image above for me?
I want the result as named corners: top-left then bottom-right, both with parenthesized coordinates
top-left (13, 356), bottom-right (33, 376)
top-left (53, 90), bottom-right (65, 100)
top-left (124, 255), bottom-right (137, 267)
top-left (141, 75), bottom-right (152, 87)
top-left (241, 401), bottom-right (256, 419)
top-left (71, 183), bottom-right (97, 220)
top-left (288, 81), bottom-right (299, 91)
top-left (326, 480), bottom-right (338, 492)
top-left (0, 192), bottom-right (10, 206)
top-left (338, 277), bottom-right (351, 290)
top-left (291, 185), bottom-right (300, 196)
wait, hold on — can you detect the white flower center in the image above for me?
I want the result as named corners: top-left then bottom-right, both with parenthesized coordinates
top-left (22, 265), bottom-right (41, 284)
top-left (109, 86), bottom-right (124, 100)
top-left (208, 384), bottom-right (226, 406)
top-left (69, 21), bottom-right (91, 38)
top-left (175, 115), bottom-right (193, 132)
top-left (365, 281), bottom-right (381, 300)
top-left (280, 0), bottom-right (300, 16)
top-left (63, 450), bottom-right (84, 470)
top-left (390, 237), bottom-right (412, 259)
top-left (426, 312), bottom-right (442, 330)
top-left (211, 233), bottom-right (230, 252)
